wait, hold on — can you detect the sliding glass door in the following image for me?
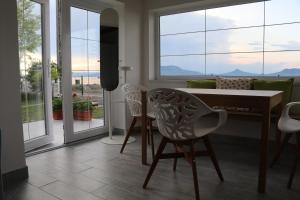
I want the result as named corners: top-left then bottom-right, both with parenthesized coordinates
top-left (18, 0), bottom-right (53, 151)
top-left (60, 0), bottom-right (108, 143)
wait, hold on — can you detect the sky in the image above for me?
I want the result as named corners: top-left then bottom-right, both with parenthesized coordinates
top-left (160, 0), bottom-right (300, 75)
top-left (26, 0), bottom-right (300, 76)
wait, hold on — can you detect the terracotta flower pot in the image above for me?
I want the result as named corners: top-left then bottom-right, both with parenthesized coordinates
top-left (53, 111), bottom-right (63, 120)
top-left (79, 111), bottom-right (92, 121)
top-left (73, 111), bottom-right (79, 120)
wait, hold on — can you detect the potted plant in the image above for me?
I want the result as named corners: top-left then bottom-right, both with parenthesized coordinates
top-left (52, 97), bottom-right (63, 120)
top-left (73, 99), bottom-right (80, 120)
top-left (78, 100), bottom-right (93, 121)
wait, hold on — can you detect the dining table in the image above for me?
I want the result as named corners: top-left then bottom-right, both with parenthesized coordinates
top-left (140, 88), bottom-right (284, 193)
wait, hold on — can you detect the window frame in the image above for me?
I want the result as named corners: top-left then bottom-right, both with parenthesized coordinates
top-left (154, 0), bottom-right (300, 80)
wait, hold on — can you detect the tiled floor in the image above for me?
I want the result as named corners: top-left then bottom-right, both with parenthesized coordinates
top-left (6, 133), bottom-right (300, 200)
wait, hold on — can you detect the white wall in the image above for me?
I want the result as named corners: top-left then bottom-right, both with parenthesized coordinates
top-left (111, 0), bottom-right (145, 129)
top-left (0, 0), bottom-right (27, 173)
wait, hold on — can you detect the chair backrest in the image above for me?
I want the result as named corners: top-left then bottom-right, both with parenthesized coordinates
top-left (121, 84), bottom-right (146, 117)
top-left (148, 88), bottom-right (214, 141)
top-left (122, 84), bottom-right (142, 94)
top-left (278, 102), bottom-right (300, 133)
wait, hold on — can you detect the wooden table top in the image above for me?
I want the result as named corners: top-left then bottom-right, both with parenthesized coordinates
top-left (176, 88), bottom-right (283, 98)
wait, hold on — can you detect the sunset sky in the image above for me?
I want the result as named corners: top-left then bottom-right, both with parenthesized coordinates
top-left (160, 0), bottom-right (300, 75)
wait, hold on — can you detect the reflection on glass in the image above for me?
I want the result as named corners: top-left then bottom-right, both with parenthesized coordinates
top-left (265, 23), bottom-right (300, 51)
top-left (71, 7), bottom-right (103, 133)
top-left (206, 27), bottom-right (263, 53)
top-left (88, 41), bottom-right (100, 70)
top-left (71, 7), bottom-right (88, 39)
top-left (71, 38), bottom-right (88, 71)
top-left (160, 55), bottom-right (205, 76)
top-left (264, 51), bottom-right (300, 75)
top-left (18, 1), bottom-right (46, 141)
top-left (206, 53), bottom-right (263, 76)
top-left (265, 0), bottom-right (300, 25)
top-left (88, 11), bottom-right (100, 41)
top-left (160, 32), bottom-right (205, 55)
top-left (160, 10), bottom-right (205, 35)
top-left (206, 1), bottom-right (264, 30)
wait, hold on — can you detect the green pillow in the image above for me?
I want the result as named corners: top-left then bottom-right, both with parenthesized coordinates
top-left (186, 80), bottom-right (216, 89)
top-left (253, 78), bottom-right (294, 105)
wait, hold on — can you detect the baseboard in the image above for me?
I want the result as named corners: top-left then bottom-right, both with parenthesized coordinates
top-left (3, 166), bottom-right (28, 190)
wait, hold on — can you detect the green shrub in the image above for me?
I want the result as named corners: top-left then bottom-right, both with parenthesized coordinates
top-left (52, 97), bottom-right (62, 112)
top-left (79, 101), bottom-right (93, 112)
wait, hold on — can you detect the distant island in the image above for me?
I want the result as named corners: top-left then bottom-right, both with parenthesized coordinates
top-left (161, 65), bottom-right (300, 77)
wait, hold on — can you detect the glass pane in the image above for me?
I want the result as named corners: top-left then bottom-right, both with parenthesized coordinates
top-left (206, 27), bottom-right (263, 53)
top-left (18, 0), bottom-right (47, 141)
top-left (264, 51), bottom-right (300, 76)
top-left (160, 32), bottom-right (205, 55)
top-left (71, 8), bottom-right (103, 132)
top-left (160, 55), bottom-right (205, 76)
top-left (206, 2), bottom-right (264, 30)
top-left (160, 10), bottom-right (205, 35)
top-left (88, 11), bottom-right (100, 41)
top-left (71, 7), bottom-right (88, 39)
top-left (71, 38), bottom-right (87, 71)
top-left (265, 23), bottom-right (300, 51)
top-left (88, 41), bottom-right (100, 71)
top-left (265, 0), bottom-right (300, 25)
top-left (206, 53), bottom-right (263, 76)
top-left (87, 41), bottom-right (103, 129)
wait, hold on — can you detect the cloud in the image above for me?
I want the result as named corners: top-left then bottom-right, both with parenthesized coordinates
top-left (161, 15), bottom-right (234, 56)
top-left (270, 41), bottom-right (300, 50)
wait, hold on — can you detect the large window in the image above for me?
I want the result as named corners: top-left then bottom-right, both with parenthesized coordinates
top-left (159, 0), bottom-right (300, 77)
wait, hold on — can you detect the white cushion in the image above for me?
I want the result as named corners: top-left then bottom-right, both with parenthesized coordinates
top-left (216, 77), bottom-right (253, 90)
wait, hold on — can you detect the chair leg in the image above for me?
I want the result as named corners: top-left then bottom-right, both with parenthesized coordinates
top-left (190, 142), bottom-right (200, 200)
top-left (120, 117), bottom-right (137, 153)
top-left (173, 144), bottom-right (178, 171)
top-left (143, 137), bottom-right (168, 189)
top-left (275, 121), bottom-right (282, 151)
top-left (287, 134), bottom-right (300, 189)
top-left (271, 133), bottom-right (293, 167)
top-left (148, 119), bottom-right (155, 160)
top-left (203, 136), bottom-right (224, 182)
top-left (147, 120), bottom-right (151, 145)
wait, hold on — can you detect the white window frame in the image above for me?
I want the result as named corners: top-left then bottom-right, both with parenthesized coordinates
top-left (154, 0), bottom-right (300, 80)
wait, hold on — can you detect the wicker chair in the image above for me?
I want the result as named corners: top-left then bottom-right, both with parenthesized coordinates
top-left (143, 88), bottom-right (227, 200)
top-left (120, 84), bottom-right (155, 158)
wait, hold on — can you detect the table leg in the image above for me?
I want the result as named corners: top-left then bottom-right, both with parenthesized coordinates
top-left (141, 91), bottom-right (148, 165)
top-left (258, 108), bottom-right (271, 193)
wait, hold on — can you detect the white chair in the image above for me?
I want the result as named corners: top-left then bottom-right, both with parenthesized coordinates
top-left (143, 88), bottom-right (227, 200)
top-left (120, 84), bottom-right (155, 158)
top-left (271, 102), bottom-right (300, 188)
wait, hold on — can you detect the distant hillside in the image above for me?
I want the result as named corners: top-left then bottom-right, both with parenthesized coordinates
top-left (223, 68), bottom-right (300, 77)
top-left (221, 69), bottom-right (256, 76)
top-left (161, 66), bottom-right (202, 76)
top-left (161, 66), bottom-right (300, 77)
top-left (265, 68), bottom-right (300, 76)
